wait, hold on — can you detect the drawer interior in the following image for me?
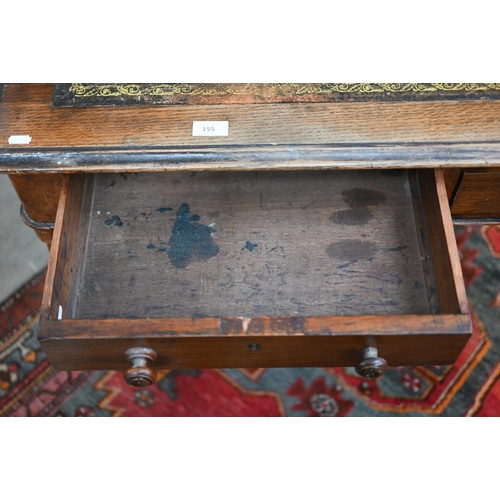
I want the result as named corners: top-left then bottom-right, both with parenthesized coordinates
top-left (39, 168), bottom-right (471, 371)
top-left (77, 170), bottom-right (436, 318)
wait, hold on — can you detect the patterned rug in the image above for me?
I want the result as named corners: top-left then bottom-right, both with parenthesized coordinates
top-left (1, 226), bottom-right (499, 417)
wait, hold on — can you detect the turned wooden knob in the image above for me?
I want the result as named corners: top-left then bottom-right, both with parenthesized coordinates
top-left (355, 347), bottom-right (388, 379)
top-left (123, 347), bottom-right (158, 387)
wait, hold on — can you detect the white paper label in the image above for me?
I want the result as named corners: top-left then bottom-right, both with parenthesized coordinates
top-left (8, 135), bottom-right (32, 145)
top-left (58, 305), bottom-right (63, 320)
top-left (192, 121), bottom-right (229, 136)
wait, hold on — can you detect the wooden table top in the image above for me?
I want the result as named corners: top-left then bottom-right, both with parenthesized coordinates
top-left (2, 83), bottom-right (500, 173)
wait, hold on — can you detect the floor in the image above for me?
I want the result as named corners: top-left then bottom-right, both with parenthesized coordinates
top-left (0, 175), bottom-right (49, 303)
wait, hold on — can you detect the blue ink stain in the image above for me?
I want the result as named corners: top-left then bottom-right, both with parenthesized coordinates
top-left (168, 203), bottom-right (219, 269)
top-left (245, 241), bottom-right (258, 252)
top-left (156, 207), bottom-right (173, 213)
top-left (147, 243), bottom-right (156, 249)
top-left (104, 215), bottom-right (123, 227)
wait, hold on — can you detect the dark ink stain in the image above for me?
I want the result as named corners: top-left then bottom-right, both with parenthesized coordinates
top-left (167, 203), bottom-right (219, 268)
top-left (157, 248), bottom-right (167, 252)
top-left (120, 173), bottom-right (128, 180)
top-left (147, 243), bottom-right (156, 249)
top-left (342, 188), bottom-right (386, 208)
top-left (104, 215), bottom-right (123, 227)
top-left (330, 188), bottom-right (386, 226)
top-left (326, 239), bottom-right (378, 260)
top-left (330, 208), bottom-right (373, 226)
top-left (156, 207), bottom-right (173, 213)
top-left (109, 180), bottom-right (116, 187)
top-left (244, 241), bottom-right (258, 252)
top-left (384, 245), bottom-right (408, 252)
top-left (190, 172), bottom-right (197, 177)
top-left (128, 276), bottom-right (136, 287)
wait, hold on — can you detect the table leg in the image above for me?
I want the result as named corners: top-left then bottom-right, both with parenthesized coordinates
top-left (8, 174), bottom-right (65, 248)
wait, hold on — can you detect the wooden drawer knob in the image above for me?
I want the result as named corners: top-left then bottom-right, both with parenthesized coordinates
top-left (355, 347), bottom-right (388, 379)
top-left (123, 347), bottom-right (158, 387)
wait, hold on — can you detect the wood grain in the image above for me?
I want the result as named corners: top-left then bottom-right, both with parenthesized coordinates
top-left (4, 144), bottom-right (500, 174)
top-left (443, 168), bottom-right (462, 202)
top-left (40, 175), bottom-right (69, 320)
top-left (451, 170), bottom-right (500, 218)
top-left (39, 314), bottom-right (472, 339)
top-left (8, 174), bottom-right (63, 221)
top-left (20, 82), bottom-right (474, 372)
top-left (39, 327), bottom-right (471, 370)
top-left (75, 170), bottom-right (434, 319)
top-left (40, 174), bottom-right (86, 321)
top-left (4, 99), bottom-right (500, 148)
top-left (3, 87), bottom-right (500, 172)
top-left (417, 169), bottom-right (469, 315)
top-left (1, 84), bottom-right (53, 103)
top-left (8, 173), bottom-right (64, 244)
top-left (38, 168), bottom-right (472, 372)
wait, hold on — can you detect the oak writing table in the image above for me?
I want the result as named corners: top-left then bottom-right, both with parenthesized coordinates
top-left (1, 83), bottom-right (499, 386)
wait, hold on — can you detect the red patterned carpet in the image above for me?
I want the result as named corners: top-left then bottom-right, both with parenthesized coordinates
top-left (1, 226), bottom-right (499, 416)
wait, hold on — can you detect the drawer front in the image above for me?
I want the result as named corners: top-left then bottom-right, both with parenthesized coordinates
top-left (38, 168), bottom-right (471, 384)
top-left (451, 168), bottom-right (500, 220)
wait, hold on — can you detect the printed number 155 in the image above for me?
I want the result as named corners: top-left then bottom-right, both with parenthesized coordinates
top-left (203, 126), bottom-right (215, 132)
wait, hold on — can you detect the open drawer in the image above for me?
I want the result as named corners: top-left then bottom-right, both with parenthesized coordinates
top-left (38, 169), bottom-right (472, 386)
